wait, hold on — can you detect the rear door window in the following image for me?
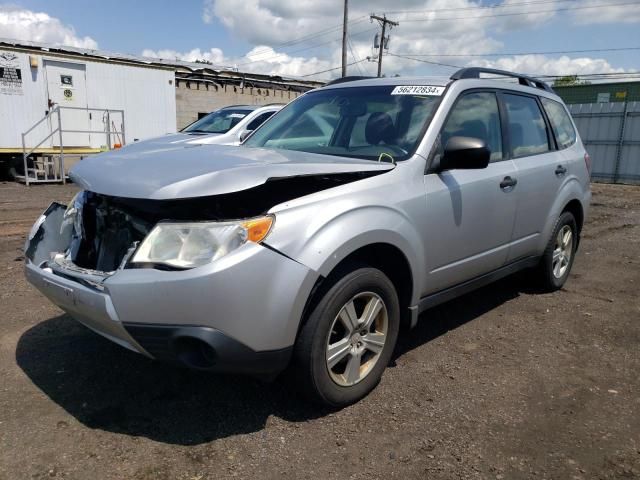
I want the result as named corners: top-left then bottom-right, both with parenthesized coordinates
top-left (540, 97), bottom-right (576, 149)
top-left (441, 92), bottom-right (503, 162)
top-left (502, 94), bottom-right (550, 158)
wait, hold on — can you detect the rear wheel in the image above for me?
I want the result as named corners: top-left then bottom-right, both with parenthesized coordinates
top-left (293, 266), bottom-right (400, 407)
top-left (535, 211), bottom-right (578, 291)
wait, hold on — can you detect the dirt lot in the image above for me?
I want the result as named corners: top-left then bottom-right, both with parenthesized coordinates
top-left (0, 181), bottom-right (638, 479)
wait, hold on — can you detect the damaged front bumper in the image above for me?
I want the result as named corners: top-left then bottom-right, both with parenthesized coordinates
top-left (24, 202), bottom-right (319, 375)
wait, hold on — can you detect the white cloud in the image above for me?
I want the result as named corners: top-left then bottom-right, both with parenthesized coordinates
top-left (0, 5), bottom-right (98, 49)
top-left (571, 0), bottom-right (640, 24)
top-left (142, 47), bottom-right (227, 65)
top-left (158, 0), bottom-right (632, 79)
top-left (474, 54), bottom-right (627, 76)
top-left (141, 45), bottom-right (332, 77)
top-left (202, 0), bottom-right (215, 24)
top-left (198, 0), bottom-right (581, 78)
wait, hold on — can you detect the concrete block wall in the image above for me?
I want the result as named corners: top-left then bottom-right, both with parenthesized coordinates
top-left (175, 82), bottom-right (302, 129)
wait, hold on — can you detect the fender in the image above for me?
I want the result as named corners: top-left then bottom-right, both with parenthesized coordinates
top-left (537, 177), bottom-right (587, 254)
top-left (265, 204), bottom-right (426, 308)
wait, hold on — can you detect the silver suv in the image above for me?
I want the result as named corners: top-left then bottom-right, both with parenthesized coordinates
top-left (25, 68), bottom-right (591, 407)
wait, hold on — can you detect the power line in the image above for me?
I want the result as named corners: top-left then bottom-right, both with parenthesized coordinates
top-left (232, 1), bottom-right (575, 62)
top-left (347, 35), bottom-right (364, 75)
top-left (536, 72), bottom-right (640, 78)
top-left (239, 0), bottom-right (575, 60)
top-left (241, 16), bottom-right (369, 61)
top-left (386, 0), bottom-right (578, 15)
top-left (400, 1), bottom-right (640, 22)
top-left (236, 26), bottom-right (378, 66)
top-left (386, 54), bottom-right (640, 81)
top-left (387, 53), bottom-right (462, 69)
top-left (232, 1), bottom-right (638, 76)
top-left (390, 46), bottom-right (640, 58)
top-left (300, 58), bottom-right (368, 78)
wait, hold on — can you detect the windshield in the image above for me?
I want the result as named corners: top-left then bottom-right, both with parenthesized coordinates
top-left (182, 108), bottom-right (252, 134)
top-left (243, 86), bottom-right (442, 161)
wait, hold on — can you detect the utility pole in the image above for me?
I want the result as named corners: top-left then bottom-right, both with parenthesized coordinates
top-left (342, 0), bottom-right (349, 77)
top-left (370, 14), bottom-right (398, 77)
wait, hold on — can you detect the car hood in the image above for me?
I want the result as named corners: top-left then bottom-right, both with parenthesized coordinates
top-left (69, 144), bottom-right (395, 200)
top-left (127, 132), bottom-right (220, 147)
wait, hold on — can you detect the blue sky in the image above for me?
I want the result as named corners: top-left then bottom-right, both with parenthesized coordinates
top-left (1, 0), bottom-right (639, 80)
top-left (11, 0), bottom-right (246, 54)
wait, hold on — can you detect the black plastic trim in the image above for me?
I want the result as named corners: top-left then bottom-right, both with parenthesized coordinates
top-left (451, 67), bottom-right (553, 92)
top-left (418, 256), bottom-right (539, 313)
top-left (122, 323), bottom-right (292, 376)
top-left (324, 76), bottom-right (374, 86)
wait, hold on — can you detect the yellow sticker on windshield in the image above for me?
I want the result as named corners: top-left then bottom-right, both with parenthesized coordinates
top-left (391, 85), bottom-right (445, 96)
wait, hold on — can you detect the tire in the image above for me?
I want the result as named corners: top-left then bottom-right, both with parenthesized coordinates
top-left (293, 265), bottom-right (400, 407)
top-left (535, 211), bottom-right (578, 291)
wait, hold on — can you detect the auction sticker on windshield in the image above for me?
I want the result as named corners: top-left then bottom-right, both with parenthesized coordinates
top-left (391, 85), bottom-right (445, 96)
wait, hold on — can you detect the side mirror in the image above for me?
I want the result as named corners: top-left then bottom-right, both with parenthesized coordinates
top-left (239, 130), bottom-right (253, 143)
top-left (440, 136), bottom-right (490, 171)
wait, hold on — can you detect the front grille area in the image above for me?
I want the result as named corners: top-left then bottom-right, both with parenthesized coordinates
top-left (71, 192), bottom-right (153, 272)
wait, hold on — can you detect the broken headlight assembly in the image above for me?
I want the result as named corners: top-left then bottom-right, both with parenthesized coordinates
top-left (130, 216), bottom-right (274, 269)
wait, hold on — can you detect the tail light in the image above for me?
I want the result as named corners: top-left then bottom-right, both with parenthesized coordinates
top-left (584, 152), bottom-right (592, 176)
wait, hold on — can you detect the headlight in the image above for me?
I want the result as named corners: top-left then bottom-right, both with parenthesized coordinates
top-left (131, 216), bottom-right (273, 269)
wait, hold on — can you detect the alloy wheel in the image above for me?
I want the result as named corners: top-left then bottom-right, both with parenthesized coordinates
top-left (325, 292), bottom-right (389, 387)
top-left (552, 225), bottom-right (573, 278)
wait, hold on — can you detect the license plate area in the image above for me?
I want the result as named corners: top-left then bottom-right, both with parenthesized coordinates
top-left (41, 276), bottom-right (76, 307)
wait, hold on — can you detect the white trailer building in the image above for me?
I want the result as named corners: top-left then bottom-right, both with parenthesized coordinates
top-left (0, 39), bottom-right (176, 183)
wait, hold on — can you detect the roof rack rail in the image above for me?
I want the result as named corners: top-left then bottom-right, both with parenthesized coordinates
top-left (450, 67), bottom-right (553, 92)
top-left (325, 76), bottom-right (374, 86)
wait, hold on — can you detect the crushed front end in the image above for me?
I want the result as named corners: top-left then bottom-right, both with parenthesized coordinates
top-left (24, 191), bottom-right (319, 376)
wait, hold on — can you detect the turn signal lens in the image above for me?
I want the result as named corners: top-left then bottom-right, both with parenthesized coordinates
top-left (242, 216), bottom-right (274, 243)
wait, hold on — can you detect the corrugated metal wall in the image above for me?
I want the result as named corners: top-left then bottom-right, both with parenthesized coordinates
top-left (568, 101), bottom-right (640, 184)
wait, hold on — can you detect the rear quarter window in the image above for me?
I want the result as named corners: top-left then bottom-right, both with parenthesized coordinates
top-left (541, 97), bottom-right (577, 149)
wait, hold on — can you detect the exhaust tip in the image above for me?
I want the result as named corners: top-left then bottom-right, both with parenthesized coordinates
top-left (173, 336), bottom-right (217, 369)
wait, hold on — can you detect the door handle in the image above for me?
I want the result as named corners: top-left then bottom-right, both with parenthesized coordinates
top-left (500, 176), bottom-right (517, 190)
top-left (555, 165), bottom-right (567, 176)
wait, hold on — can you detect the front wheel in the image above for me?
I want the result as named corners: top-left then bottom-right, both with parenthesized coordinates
top-left (535, 211), bottom-right (578, 291)
top-left (293, 266), bottom-right (400, 407)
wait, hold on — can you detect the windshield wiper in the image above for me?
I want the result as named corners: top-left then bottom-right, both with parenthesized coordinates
top-left (184, 129), bottom-right (212, 134)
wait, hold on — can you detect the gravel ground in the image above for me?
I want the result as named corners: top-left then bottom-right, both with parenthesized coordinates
top-left (0, 181), bottom-right (638, 480)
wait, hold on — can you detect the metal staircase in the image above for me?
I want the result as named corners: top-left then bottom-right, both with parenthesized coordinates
top-left (17, 106), bottom-right (125, 185)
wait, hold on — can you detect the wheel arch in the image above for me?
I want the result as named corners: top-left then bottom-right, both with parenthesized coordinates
top-left (561, 198), bottom-right (584, 234)
top-left (539, 179), bottom-right (587, 253)
top-left (298, 241), bottom-right (418, 338)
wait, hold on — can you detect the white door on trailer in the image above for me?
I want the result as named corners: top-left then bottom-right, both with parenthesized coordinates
top-left (44, 60), bottom-right (90, 146)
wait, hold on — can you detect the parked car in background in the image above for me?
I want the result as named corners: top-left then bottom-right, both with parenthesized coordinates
top-left (131, 104), bottom-right (283, 149)
top-left (25, 68), bottom-right (591, 407)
